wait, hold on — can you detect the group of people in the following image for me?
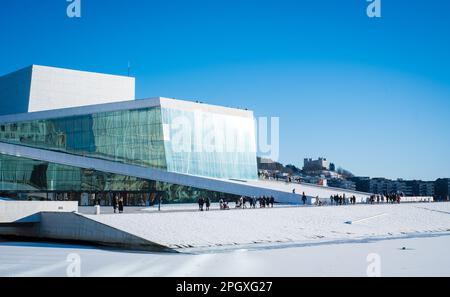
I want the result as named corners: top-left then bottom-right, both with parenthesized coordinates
top-left (197, 197), bottom-right (211, 211)
top-left (329, 194), bottom-right (358, 205)
top-left (232, 196), bottom-right (276, 209)
top-left (298, 193), bottom-right (361, 207)
top-left (323, 193), bottom-right (403, 206)
top-left (258, 170), bottom-right (302, 184)
top-left (368, 193), bottom-right (402, 204)
top-left (112, 195), bottom-right (124, 213)
top-left (255, 196), bottom-right (275, 208)
top-left (219, 199), bottom-right (230, 210)
top-left (199, 196), bottom-right (276, 211)
top-left (258, 171), bottom-right (278, 181)
top-left (299, 192), bottom-right (357, 207)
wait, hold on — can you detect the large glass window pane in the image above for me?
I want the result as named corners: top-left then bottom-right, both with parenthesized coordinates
top-left (0, 107), bottom-right (167, 170)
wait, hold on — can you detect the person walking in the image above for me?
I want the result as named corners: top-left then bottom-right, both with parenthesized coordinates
top-left (302, 192), bottom-right (307, 205)
top-left (205, 197), bottom-right (211, 211)
top-left (239, 196), bottom-right (245, 209)
top-left (243, 197), bottom-right (248, 209)
top-left (198, 197), bottom-right (205, 211)
top-left (118, 197), bottom-right (124, 214)
top-left (113, 195), bottom-right (119, 213)
top-left (315, 196), bottom-right (321, 206)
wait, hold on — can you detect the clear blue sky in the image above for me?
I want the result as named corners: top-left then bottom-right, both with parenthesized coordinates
top-left (1, 0), bottom-right (449, 180)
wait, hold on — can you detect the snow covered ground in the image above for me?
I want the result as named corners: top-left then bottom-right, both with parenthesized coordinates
top-left (1, 202), bottom-right (450, 277)
top-left (1, 235), bottom-right (449, 277)
top-left (84, 202), bottom-right (450, 249)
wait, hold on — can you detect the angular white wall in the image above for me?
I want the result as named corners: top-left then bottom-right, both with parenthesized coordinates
top-left (28, 65), bottom-right (135, 112)
top-left (0, 65), bottom-right (135, 115)
top-left (0, 201), bottom-right (78, 223)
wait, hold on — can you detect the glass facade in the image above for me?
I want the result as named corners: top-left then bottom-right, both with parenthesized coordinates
top-left (162, 107), bottom-right (257, 179)
top-left (0, 101), bottom-right (258, 204)
top-left (0, 105), bottom-right (258, 180)
top-left (0, 154), bottom-right (238, 204)
top-left (0, 107), bottom-right (167, 169)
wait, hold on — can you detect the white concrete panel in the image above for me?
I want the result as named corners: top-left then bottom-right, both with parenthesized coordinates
top-left (0, 201), bottom-right (78, 223)
top-left (28, 65), bottom-right (135, 112)
top-left (0, 212), bottom-right (171, 252)
top-left (38, 212), bottom-right (171, 251)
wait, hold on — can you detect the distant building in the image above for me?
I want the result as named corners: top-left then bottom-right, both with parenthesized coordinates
top-left (350, 177), bottom-right (371, 193)
top-left (404, 180), bottom-right (435, 197)
top-left (351, 177), bottom-right (404, 195)
top-left (257, 157), bottom-right (285, 172)
top-left (303, 157), bottom-right (329, 172)
top-left (327, 178), bottom-right (356, 191)
top-left (435, 178), bottom-right (450, 201)
top-left (368, 178), bottom-right (407, 195)
top-left (352, 177), bottom-right (437, 197)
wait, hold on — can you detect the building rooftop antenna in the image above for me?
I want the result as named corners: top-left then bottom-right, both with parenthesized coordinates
top-left (127, 61), bottom-right (131, 77)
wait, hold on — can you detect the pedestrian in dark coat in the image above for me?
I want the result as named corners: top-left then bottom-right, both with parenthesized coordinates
top-left (113, 195), bottom-right (119, 213)
top-left (198, 197), bottom-right (205, 211)
top-left (118, 197), bottom-right (124, 213)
